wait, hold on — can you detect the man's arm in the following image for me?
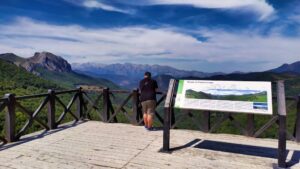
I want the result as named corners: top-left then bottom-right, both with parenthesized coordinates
top-left (154, 80), bottom-right (158, 92)
top-left (139, 80), bottom-right (143, 91)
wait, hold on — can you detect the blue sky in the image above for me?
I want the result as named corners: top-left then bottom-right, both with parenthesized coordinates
top-left (0, 0), bottom-right (299, 72)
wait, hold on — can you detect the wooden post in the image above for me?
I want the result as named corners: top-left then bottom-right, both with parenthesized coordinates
top-left (171, 107), bottom-right (176, 127)
top-left (132, 89), bottom-right (140, 124)
top-left (76, 87), bottom-right (84, 120)
top-left (47, 89), bottom-right (56, 129)
top-left (246, 114), bottom-right (255, 136)
top-left (103, 88), bottom-right (110, 122)
top-left (163, 79), bottom-right (176, 151)
top-left (202, 111), bottom-right (210, 132)
top-left (4, 94), bottom-right (16, 142)
top-left (277, 81), bottom-right (287, 168)
top-left (294, 95), bottom-right (300, 142)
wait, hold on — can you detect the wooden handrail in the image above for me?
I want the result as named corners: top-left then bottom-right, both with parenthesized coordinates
top-left (15, 93), bottom-right (49, 100)
top-left (55, 89), bottom-right (79, 95)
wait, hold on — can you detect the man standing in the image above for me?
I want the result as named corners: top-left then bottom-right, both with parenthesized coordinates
top-left (139, 72), bottom-right (158, 131)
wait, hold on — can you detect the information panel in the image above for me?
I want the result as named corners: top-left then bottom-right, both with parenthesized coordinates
top-left (174, 80), bottom-right (273, 115)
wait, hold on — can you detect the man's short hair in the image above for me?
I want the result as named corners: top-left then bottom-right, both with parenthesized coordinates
top-left (144, 71), bottom-right (151, 77)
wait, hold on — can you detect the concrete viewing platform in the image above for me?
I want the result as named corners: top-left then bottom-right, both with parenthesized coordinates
top-left (0, 121), bottom-right (299, 169)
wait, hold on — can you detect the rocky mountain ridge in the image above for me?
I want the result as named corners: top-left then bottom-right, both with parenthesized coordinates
top-left (0, 52), bottom-right (72, 73)
top-left (22, 52), bottom-right (72, 73)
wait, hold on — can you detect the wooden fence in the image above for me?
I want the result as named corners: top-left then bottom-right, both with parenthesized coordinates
top-left (0, 87), bottom-right (299, 144)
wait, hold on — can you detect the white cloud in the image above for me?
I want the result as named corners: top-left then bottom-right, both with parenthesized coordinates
top-left (120, 0), bottom-right (275, 21)
top-left (0, 17), bottom-right (299, 72)
top-left (82, 0), bottom-right (131, 13)
top-left (68, 0), bottom-right (275, 20)
top-left (64, 0), bottom-right (132, 14)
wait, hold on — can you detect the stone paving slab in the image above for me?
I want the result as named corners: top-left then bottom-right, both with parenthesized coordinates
top-left (0, 121), bottom-right (299, 169)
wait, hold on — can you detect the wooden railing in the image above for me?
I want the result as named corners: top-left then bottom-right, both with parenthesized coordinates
top-left (0, 89), bottom-right (81, 143)
top-left (0, 87), bottom-right (299, 145)
top-left (82, 88), bottom-right (166, 125)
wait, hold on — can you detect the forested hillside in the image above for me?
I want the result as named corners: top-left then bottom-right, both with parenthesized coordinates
top-left (0, 59), bottom-right (67, 136)
top-left (0, 59), bottom-right (60, 96)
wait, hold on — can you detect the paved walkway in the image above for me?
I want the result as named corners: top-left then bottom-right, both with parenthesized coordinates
top-left (0, 121), bottom-right (299, 169)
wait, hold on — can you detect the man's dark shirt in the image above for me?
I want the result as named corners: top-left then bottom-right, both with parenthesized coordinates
top-left (139, 78), bottom-right (158, 102)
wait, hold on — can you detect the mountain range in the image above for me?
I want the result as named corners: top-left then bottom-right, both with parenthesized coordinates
top-left (72, 62), bottom-right (224, 89)
top-left (72, 62), bottom-right (223, 78)
top-left (72, 60), bottom-right (300, 92)
top-left (1, 52), bottom-right (300, 95)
